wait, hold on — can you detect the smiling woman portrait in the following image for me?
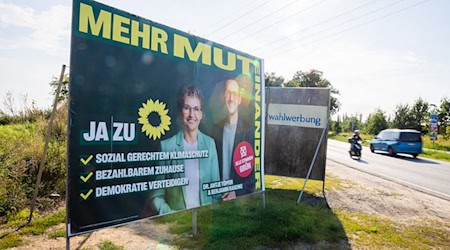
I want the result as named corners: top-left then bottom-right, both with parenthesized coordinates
top-left (146, 84), bottom-right (221, 215)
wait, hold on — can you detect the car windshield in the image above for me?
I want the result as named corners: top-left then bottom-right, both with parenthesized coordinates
top-left (399, 132), bottom-right (421, 142)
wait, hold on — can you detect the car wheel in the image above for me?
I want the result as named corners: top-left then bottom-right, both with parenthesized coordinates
top-left (388, 147), bottom-right (395, 156)
top-left (412, 154), bottom-right (418, 158)
top-left (370, 144), bottom-right (374, 153)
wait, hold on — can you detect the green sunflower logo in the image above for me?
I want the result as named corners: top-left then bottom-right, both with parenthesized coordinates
top-left (138, 99), bottom-right (171, 140)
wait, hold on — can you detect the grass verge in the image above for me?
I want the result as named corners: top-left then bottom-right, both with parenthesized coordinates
top-left (48, 229), bottom-right (66, 239)
top-left (422, 135), bottom-right (450, 151)
top-left (98, 240), bottom-right (124, 250)
top-left (155, 188), bottom-right (347, 249)
top-left (0, 209), bottom-right (65, 249)
top-left (153, 174), bottom-right (449, 249)
top-left (1, 175), bottom-right (448, 249)
top-left (0, 232), bottom-right (23, 250)
top-left (265, 173), bottom-right (344, 193)
top-left (338, 211), bottom-right (449, 249)
top-left (422, 149), bottom-right (450, 161)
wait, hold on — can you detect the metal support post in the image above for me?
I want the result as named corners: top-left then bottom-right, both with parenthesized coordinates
top-left (192, 208), bottom-right (198, 238)
top-left (297, 118), bottom-right (329, 204)
top-left (262, 192), bottom-right (266, 209)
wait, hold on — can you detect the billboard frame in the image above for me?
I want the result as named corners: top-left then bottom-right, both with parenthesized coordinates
top-left (66, 0), bottom-right (265, 242)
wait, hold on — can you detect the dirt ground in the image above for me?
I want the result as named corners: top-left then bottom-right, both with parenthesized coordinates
top-left (10, 160), bottom-right (450, 249)
top-left (325, 160), bottom-right (450, 223)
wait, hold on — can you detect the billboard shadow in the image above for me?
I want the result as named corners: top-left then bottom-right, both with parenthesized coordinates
top-left (132, 188), bottom-right (351, 249)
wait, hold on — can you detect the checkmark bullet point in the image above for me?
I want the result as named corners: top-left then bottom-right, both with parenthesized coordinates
top-left (80, 172), bottom-right (93, 183)
top-left (80, 155), bottom-right (93, 165)
top-left (80, 189), bottom-right (93, 200)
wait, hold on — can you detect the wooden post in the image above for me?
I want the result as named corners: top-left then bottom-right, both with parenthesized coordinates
top-left (28, 64), bottom-right (66, 223)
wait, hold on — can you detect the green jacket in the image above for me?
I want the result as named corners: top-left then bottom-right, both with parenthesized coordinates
top-left (151, 130), bottom-right (220, 215)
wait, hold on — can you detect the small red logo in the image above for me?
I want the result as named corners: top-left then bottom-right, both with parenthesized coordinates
top-left (233, 141), bottom-right (254, 177)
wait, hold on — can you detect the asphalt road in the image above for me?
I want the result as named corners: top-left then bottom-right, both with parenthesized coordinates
top-left (327, 139), bottom-right (450, 200)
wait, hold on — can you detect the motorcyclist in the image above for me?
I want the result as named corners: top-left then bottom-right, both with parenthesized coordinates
top-left (351, 130), bottom-right (362, 142)
top-left (349, 130), bottom-right (363, 156)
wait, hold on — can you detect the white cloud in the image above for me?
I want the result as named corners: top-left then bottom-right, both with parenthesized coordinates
top-left (262, 36), bottom-right (449, 119)
top-left (0, 2), bottom-right (70, 109)
top-left (0, 2), bottom-right (70, 55)
top-left (0, 0), bottom-right (448, 116)
top-left (0, 2), bottom-right (35, 28)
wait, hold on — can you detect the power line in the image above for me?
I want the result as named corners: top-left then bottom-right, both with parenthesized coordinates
top-left (205, 0), bottom-right (258, 33)
top-left (268, 0), bottom-right (432, 58)
top-left (293, 0), bottom-right (408, 44)
top-left (238, 0), bottom-right (379, 49)
top-left (260, 0), bottom-right (405, 54)
top-left (216, 0), bottom-right (302, 42)
top-left (302, 0), bottom-right (432, 46)
top-left (253, 0), bottom-right (405, 51)
top-left (228, 0), bottom-right (330, 45)
top-left (207, 0), bottom-right (272, 36)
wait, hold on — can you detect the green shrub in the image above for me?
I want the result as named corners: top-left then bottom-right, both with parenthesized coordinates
top-left (0, 123), bottom-right (38, 217)
top-left (48, 230), bottom-right (66, 239)
top-left (98, 241), bottom-right (124, 250)
top-left (0, 232), bottom-right (24, 249)
top-left (0, 105), bottom-right (67, 217)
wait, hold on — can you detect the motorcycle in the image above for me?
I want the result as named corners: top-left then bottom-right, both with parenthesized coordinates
top-left (348, 137), bottom-right (362, 160)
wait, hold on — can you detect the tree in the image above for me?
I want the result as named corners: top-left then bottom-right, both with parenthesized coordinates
top-left (342, 115), bottom-right (362, 132)
top-left (49, 73), bottom-right (70, 103)
top-left (285, 69), bottom-right (341, 114)
top-left (2, 91), bottom-right (16, 116)
top-left (290, 69), bottom-right (332, 88)
top-left (391, 104), bottom-right (414, 129)
top-left (334, 116), bottom-right (342, 133)
top-left (439, 97), bottom-right (450, 134)
top-left (409, 98), bottom-right (429, 132)
top-left (284, 78), bottom-right (300, 87)
top-left (264, 72), bottom-right (284, 87)
top-left (445, 126), bottom-right (450, 139)
top-left (2, 92), bottom-right (30, 117)
top-left (364, 109), bottom-right (388, 135)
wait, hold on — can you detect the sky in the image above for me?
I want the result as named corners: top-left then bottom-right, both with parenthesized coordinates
top-left (1, 0), bottom-right (449, 120)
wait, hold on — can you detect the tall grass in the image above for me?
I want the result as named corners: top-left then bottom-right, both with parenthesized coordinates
top-left (0, 104), bottom-right (67, 220)
top-left (422, 134), bottom-right (450, 151)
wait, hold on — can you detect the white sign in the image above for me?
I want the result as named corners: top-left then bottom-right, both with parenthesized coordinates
top-left (267, 104), bottom-right (328, 128)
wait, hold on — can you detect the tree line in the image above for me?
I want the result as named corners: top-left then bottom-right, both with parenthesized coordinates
top-left (2, 69), bottom-right (448, 137)
top-left (265, 70), bottom-right (450, 137)
top-left (331, 98), bottom-right (450, 137)
top-left (265, 69), bottom-right (341, 115)
top-left (0, 70), bottom-right (448, 216)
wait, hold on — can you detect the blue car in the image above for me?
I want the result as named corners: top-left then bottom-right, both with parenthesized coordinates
top-left (369, 129), bottom-right (422, 158)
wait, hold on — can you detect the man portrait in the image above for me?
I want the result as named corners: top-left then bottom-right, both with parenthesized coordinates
top-left (212, 77), bottom-right (255, 200)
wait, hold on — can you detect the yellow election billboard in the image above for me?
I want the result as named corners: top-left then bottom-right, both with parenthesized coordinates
top-left (67, 0), bottom-right (264, 236)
